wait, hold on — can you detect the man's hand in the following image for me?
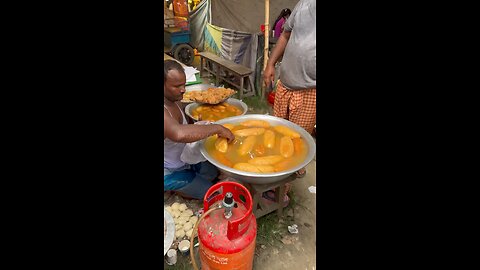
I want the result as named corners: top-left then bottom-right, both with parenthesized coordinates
top-left (216, 125), bottom-right (235, 143)
top-left (263, 64), bottom-right (275, 88)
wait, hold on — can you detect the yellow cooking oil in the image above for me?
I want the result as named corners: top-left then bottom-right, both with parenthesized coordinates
top-left (205, 124), bottom-right (308, 173)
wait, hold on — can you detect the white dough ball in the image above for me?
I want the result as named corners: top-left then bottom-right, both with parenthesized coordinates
top-left (178, 216), bottom-right (189, 224)
top-left (183, 221), bottom-right (193, 232)
top-left (165, 206), bottom-right (173, 214)
top-left (178, 203), bottom-right (187, 212)
top-left (171, 202), bottom-right (180, 210)
top-left (175, 229), bottom-right (185, 239)
top-left (186, 228), bottom-right (194, 238)
top-left (189, 216), bottom-right (198, 224)
top-left (181, 209), bottom-right (194, 217)
top-left (172, 210), bottom-right (181, 218)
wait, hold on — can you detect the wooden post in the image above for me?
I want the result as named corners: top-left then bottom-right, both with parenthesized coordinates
top-left (263, 0), bottom-right (270, 71)
top-left (260, 0), bottom-right (270, 101)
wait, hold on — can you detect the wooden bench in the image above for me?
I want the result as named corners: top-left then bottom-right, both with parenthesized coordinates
top-left (198, 51), bottom-right (255, 98)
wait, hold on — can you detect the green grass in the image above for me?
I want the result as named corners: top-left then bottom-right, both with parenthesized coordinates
top-left (238, 95), bottom-right (272, 115)
top-left (255, 190), bottom-right (297, 247)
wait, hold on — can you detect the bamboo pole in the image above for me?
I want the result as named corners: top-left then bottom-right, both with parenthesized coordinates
top-left (260, 0), bottom-right (270, 101)
top-left (263, 0), bottom-right (270, 71)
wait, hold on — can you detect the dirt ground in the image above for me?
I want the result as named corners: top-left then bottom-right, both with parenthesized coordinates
top-left (252, 160), bottom-right (316, 270)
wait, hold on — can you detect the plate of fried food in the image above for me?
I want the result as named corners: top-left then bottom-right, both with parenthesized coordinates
top-left (182, 86), bottom-right (237, 105)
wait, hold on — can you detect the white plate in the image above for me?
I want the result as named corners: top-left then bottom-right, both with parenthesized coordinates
top-left (164, 208), bottom-right (176, 256)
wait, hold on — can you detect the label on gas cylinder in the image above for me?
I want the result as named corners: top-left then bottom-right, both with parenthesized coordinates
top-left (201, 248), bottom-right (228, 265)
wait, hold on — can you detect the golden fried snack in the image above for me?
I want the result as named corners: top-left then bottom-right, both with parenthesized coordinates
top-left (263, 130), bottom-right (276, 149)
top-left (292, 138), bottom-right (305, 153)
top-left (222, 124), bottom-right (235, 130)
top-left (232, 163), bottom-right (275, 173)
top-left (237, 135), bottom-right (256, 156)
top-left (255, 164), bottom-right (275, 173)
top-left (233, 163), bottom-right (260, 173)
top-left (248, 155), bottom-right (284, 165)
top-left (280, 136), bottom-right (294, 158)
top-left (234, 128), bottom-right (265, 137)
top-left (273, 125), bottom-right (301, 138)
top-left (240, 120), bottom-right (270, 128)
top-left (214, 137), bottom-right (228, 153)
top-left (182, 88), bottom-right (236, 104)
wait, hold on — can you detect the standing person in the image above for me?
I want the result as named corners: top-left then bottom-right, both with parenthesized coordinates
top-left (263, 0), bottom-right (316, 203)
top-left (273, 8), bottom-right (292, 38)
top-left (164, 60), bottom-right (235, 200)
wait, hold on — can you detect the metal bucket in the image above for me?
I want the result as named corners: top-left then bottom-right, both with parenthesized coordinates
top-left (184, 98), bottom-right (248, 122)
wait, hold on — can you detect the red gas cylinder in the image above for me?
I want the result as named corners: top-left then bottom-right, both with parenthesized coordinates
top-left (198, 181), bottom-right (257, 270)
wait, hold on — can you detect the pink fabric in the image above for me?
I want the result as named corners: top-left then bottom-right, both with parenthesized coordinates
top-left (274, 17), bottom-right (286, 38)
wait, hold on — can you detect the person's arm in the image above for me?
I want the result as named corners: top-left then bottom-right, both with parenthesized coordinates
top-left (164, 110), bottom-right (234, 143)
top-left (263, 31), bottom-right (291, 87)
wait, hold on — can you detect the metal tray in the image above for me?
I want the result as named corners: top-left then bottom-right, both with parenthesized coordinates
top-left (181, 84), bottom-right (236, 105)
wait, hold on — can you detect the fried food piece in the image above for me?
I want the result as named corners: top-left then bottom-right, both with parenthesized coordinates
top-left (255, 164), bottom-right (275, 173)
top-left (273, 125), bottom-right (301, 138)
top-left (263, 130), bottom-right (276, 149)
top-left (222, 124), bottom-right (235, 130)
top-left (240, 120), bottom-right (270, 128)
top-left (183, 88), bottom-right (236, 104)
top-left (237, 135), bottom-right (256, 156)
top-left (233, 163), bottom-right (275, 173)
top-left (214, 137), bottom-right (228, 153)
top-left (234, 128), bottom-right (265, 137)
top-left (248, 155), bottom-right (284, 165)
top-left (280, 136), bottom-right (294, 158)
top-left (292, 138), bottom-right (305, 153)
top-left (234, 163), bottom-right (260, 172)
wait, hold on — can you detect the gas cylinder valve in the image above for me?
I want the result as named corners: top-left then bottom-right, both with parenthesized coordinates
top-left (222, 192), bottom-right (234, 219)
